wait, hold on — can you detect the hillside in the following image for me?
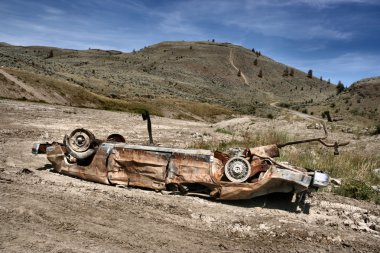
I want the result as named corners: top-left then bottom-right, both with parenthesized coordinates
top-left (0, 41), bottom-right (337, 120)
top-left (289, 77), bottom-right (380, 129)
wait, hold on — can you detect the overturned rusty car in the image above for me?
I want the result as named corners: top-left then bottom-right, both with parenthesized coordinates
top-left (32, 120), bottom-right (348, 201)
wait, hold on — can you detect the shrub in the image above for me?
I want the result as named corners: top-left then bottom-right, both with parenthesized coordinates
top-left (47, 49), bottom-right (54, 59)
top-left (277, 102), bottom-right (290, 108)
top-left (282, 67), bottom-right (289, 77)
top-left (322, 111), bottom-right (332, 122)
top-left (215, 128), bottom-right (233, 135)
top-left (372, 124), bottom-right (380, 135)
top-left (258, 69), bottom-right (263, 78)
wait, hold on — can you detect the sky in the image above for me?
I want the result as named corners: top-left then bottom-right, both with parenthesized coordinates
top-left (0, 0), bottom-right (379, 86)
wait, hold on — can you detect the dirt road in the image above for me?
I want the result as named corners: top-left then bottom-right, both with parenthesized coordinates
top-left (0, 99), bottom-right (379, 252)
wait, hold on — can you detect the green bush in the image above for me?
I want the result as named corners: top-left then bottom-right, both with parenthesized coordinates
top-left (334, 180), bottom-right (380, 204)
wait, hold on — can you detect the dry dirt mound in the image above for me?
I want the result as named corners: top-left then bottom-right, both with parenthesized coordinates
top-left (0, 99), bottom-right (379, 252)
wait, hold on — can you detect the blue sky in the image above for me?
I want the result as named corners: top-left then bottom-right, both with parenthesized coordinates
top-left (0, 0), bottom-right (379, 85)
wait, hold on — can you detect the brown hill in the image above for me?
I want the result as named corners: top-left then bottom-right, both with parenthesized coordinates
top-left (282, 77), bottom-right (380, 129)
top-left (334, 77), bottom-right (380, 123)
top-left (0, 41), bottom-right (338, 120)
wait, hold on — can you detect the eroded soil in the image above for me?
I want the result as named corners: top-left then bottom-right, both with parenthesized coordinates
top-left (0, 99), bottom-right (379, 252)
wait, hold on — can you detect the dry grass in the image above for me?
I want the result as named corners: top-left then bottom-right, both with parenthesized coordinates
top-left (4, 68), bottom-right (234, 120)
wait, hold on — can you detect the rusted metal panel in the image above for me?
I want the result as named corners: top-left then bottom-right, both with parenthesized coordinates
top-left (219, 166), bottom-right (312, 200)
top-left (107, 147), bottom-right (170, 190)
top-left (249, 158), bottom-right (270, 178)
top-left (46, 143), bottom-right (110, 184)
top-left (245, 144), bottom-right (280, 158)
top-left (166, 152), bottom-right (214, 185)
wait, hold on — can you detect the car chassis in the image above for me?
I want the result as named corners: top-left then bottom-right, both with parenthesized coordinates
top-left (32, 114), bottom-right (348, 202)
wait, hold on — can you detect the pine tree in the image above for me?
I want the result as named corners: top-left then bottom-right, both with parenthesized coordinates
top-left (253, 59), bottom-right (258, 66)
top-left (289, 68), bottom-right (294, 77)
top-left (336, 81), bottom-right (345, 94)
top-left (307, 69), bottom-right (313, 78)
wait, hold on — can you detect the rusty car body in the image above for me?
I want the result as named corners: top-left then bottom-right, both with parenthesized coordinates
top-left (32, 117), bottom-right (348, 201)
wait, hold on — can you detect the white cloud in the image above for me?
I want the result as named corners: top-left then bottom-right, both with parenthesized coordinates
top-left (158, 11), bottom-right (203, 35)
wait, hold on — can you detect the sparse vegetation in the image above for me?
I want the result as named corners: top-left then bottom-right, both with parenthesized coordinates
top-left (2, 41), bottom-right (375, 125)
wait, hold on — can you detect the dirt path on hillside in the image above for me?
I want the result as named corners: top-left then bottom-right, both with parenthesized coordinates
top-left (270, 102), bottom-right (322, 121)
top-left (0, 99), bottom-right (379, 252)
top-left (229, 49), bottom-right (249, 85)
top-left (0, 68), bottom-right (46, 101)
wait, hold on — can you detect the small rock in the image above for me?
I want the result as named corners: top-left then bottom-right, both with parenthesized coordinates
top-left (191, 132), bottom-right (203, 139)
top-left (343, 219), bottom-right (353, 226)
top-left (369, 224), bottom-right (380, 232)
top-left (332, 236), bottom-right (342, 243)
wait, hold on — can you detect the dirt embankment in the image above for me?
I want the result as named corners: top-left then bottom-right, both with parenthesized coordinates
top-left (0, 99), bottom-right (379, 252)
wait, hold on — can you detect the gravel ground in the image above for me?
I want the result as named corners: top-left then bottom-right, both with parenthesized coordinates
top-left (0, 99), bottom-right (379, 253)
